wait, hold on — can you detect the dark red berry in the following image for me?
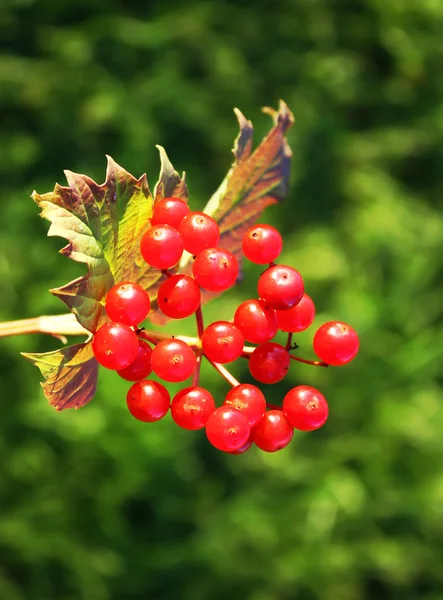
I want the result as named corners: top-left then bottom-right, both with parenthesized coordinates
top-left (233, 299), bottom-right (278, 344)
top-left (248, 342), bottom-right (290, 384)
top-left (117, 339), bottom-right (152, 381)
top-left (277, 293), bottom-right (315, 332)
top-left (126, 380), bottom-right (170, 422)
top-left (258, 264), bottom-right (304, 310)
top-left (157, 274), bottom-right (201, 319)
top-left (252, 410), bottom-right (294, 452)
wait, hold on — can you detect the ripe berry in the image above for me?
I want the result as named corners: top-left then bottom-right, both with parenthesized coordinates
top-left (234, 299), bottom-right (278, 344)
top-left (277, 293), bottom-right (315, 333)
top-left (242, 224), bottom-right (283, 264)
top-left (202, 321), bottom-right (244, 364)
top-left (92, 322), bottom-right (138, 370)
top-left (224, 384), bottom-right (266, 427)
top-left (313, 321), bottom-right (359, 366)
top-left (178, 212), bottom-right (220, 255)
top-left (151, 338), bottom-right (197, 382)
top-left (248, 342), bottom-right (290, 384)
top-left (171, 386), bottom-right (216, 430)
top-left (157, 274), bottom-right (201, 319)
top-left (140, 224), bottom-right (184, 269)
top-left (192, 248), bottom-right (239, 292)
top-left (258, 264), bottom-right (304, 310)
top-left (105, 281), bottom-right (151, 326)
top-left (252, 410), bottom-right (294, 452)
top-left (206, 406), bottom-right (251, 452)
top-left (117, 339), bottom-right (152, 381)
top-left (126, 380), bottom-right (170, 422)
top-left (228, 438), bottom-right (254, 455)
top-left (283, 386), bottom-right (328, 431)
top-left (151, 197), bottom-right (190, 229)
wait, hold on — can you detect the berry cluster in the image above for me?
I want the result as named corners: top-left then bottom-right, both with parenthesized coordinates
top-left (92, 197), bottom-right (359, 453)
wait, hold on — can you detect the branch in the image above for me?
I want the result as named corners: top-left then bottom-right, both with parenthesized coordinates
top-left (205, 356), bottom-right (240, 387)
top-left (0, 313), bottom-right (89, 342)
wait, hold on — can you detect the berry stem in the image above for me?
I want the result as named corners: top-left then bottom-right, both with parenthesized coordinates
top-left (289, 355), bottom-right (329, 367)
top-left (195, 304), bottom-right (204, 339)
top-left (285, 332), bottom-right (293, 350)
top-left (205, 356), bottom-right (240, 387)
top-left (137, 328), bottom-right (200, 349)
top-left (266, 402), bottom-right (281, 411)
top-left (161, 269), bottom-right (173, 278)
top-left (0, 313), bottom-right (88, 341)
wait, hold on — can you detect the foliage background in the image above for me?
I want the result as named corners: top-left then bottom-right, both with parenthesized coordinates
top-left (1, 0), bottom-right (443, 598)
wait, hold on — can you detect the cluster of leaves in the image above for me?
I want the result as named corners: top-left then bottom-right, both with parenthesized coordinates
top-left (23, 102), bottom-right (294, 410)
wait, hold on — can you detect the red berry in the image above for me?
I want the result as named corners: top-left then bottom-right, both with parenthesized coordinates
top-left (151, 197), bottom-right (190, 229)
top-left (178, 212), bottom-right (220, 255)
top-left (105, 281), bottom-right (151, 326)
top-left (248, 342), bottom-right (290, 384)
top-left (234, 299), bottom-right (278, 344)
top-left (277, 293), bottom-right (315, 333)
top-left (157, 274), bottom-right (201, 319)
top-left (242, 224), bottom-right (283, 264)
top-left (258, 264), bottom-right (304, 310)
top-left (151, 338), bottom-right (197, 382)
top-left (283, 385), bottom-right (328, 431)
top-left (171, 386), bottom-right (216, 430)
top-left (192, 248), bottom-right (239, 292)
top-left (140, 224), bottom-right (184, 269)
top-left (228, 438), bottom-right (254, 455)
top-left (117, 339), bottom-right (152, 381)
top-left (313, 321), bottom-right (359, 366)
top-left (224, 384), bottom-right (266, 427)
top-left (126, 380), bottom-right (170, 422)
top-left (92, 322), bottom-right (138, 370)
top-left (202, 321), bottom-right (244, 364)
top-left (252, 410), bottom-right (294, 452)
top-left (206, 406), bottom-right (251, 452)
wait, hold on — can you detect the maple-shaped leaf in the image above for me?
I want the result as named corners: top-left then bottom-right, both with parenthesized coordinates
top-left (148, 100), bottom-right (294, 322)
top-left (26, 150), bottom-right (186, 409)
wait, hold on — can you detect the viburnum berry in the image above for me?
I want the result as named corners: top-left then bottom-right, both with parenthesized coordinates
top-left (277, 293), bottom-right (315, 332)
top-left (178, 211), bottom-right (220, 255)
top-left (192, 248), bottom-right (239, 292)
top-left (283, 385), bottom-right (328, 431)
top-left (202, 321), bottom-right (244, 364)
top-left (105, 281), bottom-right (151, 326)
top-left (206, 406), bottom-right (251, 452)
top-left (117, 339), bottom-right (152, 381)
top-left (92, 322), bottom-right (138, 370)
top-left (126, 380), bottom-right (170, 422)
top-left (258, 264), bottom-right (304, 310)
top-left (248, 342), bottom-right (290, 384)
top-left (157, 274), bottom-right (201, 319)
top-left (140, 224), bottom-right (184, 269)
top-left (151, 197), bottom-right (190, 229)
top-left (234, 299), bottom-right (278, 344)
top-left (313, 321), bottom-right (359, 366)
top-left (171, 386), bottom-right (216, 430)
top-left (228, 438), bottom-right (254, 455)
top-left (151, 338), bottom-right (197, 382)
top-left (242, 224), bottom-right (283, 264)
top-left (252, 410), bottom-right (294, 452)
top-left (224, 384), bottom-right (266, 427)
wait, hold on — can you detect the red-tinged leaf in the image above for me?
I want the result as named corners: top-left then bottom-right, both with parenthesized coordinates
top-left (22, 342), bottom-right (98, 410)
top-left (153, 145), bottom-right (188, 202)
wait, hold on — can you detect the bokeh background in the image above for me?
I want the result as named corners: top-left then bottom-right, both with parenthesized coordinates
top-left (1, 1), bottom-right (443, 598)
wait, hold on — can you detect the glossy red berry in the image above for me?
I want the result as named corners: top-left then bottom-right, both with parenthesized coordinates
top-left (140, 224), bottom-right (184, 269)
top-left (228, 438), bottom-right (254, 455)
top-left (277, 293), bottom-right (315, 333)
top-left (92, 322), bottom-right (138, 370)
top-left (258, 264), bottom-right (304, 310)
top-left (313, 321), bottom-right (359, 366)
top-left (117, 339), bottom-right (152, 381)
top-left (242, 224), bottom-right (283, 264)
top-left (233, 299), bottom-right (278, 344)
top-left (206, 406), bottom-right (251, 452)
top-left (224, 384), bottom-right (266, 427)
top-left (248, 342), bottom-right (290, 384)
top-left (126, 380), bottom-right (170, 422)
top-left (283, 385), bottom-right (328, 431)
top-left (157, 274), bottom-right (201, 319)
top-left (178, 212), bottom-right (220, 255)
top-left (171, 386), bottom-right (216, 430)
top-left (151, 338), bottom-right (197, 382)
top-left (105, 281), bottom-right (151, 326)
top-left (202, 321), bottom-right (244, 364)
top-left (252, 410), bottom-right (294, 452)
top-left (151, 197), bottom-right (190, 229)
top-left (192, 248), bottom-right (239, 292)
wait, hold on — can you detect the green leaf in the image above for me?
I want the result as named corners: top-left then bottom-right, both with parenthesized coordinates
top-left (22, 342), bottom-right (98, 410)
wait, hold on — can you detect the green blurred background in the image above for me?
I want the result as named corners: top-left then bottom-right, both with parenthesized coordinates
top-left (1, 0), bottom-right (443, 598)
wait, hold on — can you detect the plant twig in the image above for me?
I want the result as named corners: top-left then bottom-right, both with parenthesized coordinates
top-left (205, 356), bottom-right (240, 387)
top-left (0, 313), bottom-right (89, 342)
top-left (289, 355), bottom-right (329, 367)
top-left (195, 305), bottom-right (204, 339)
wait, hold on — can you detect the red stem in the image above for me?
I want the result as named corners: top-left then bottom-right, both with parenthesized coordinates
top-left (289, 355), bottom-right (329, 367)
top-left (195, 305), bottom-right (204, 340)
top-left (205, 356), bottom-right (240, 387)
top-left (285, 332), bottom-right (293, 350)
top-left (266, 402), bottom-right (281, 411)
